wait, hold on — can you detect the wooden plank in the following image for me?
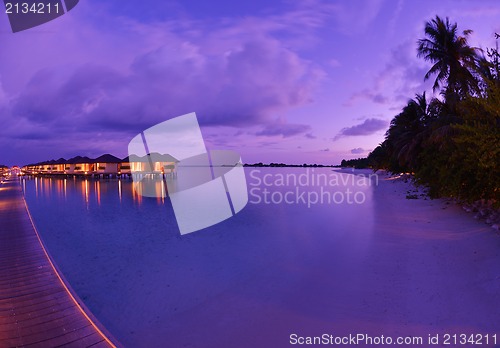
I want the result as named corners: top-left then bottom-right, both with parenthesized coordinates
top-left (20, 318), bottom-right (91, 346)
top-left (55, 331), bottom-right (105, 347)
top-left (23, 321), bottom-right (100, 347)
top-left (0, 298), bottom-right (74, 321)
top-left (0, 269), bottom-right (55, 288)
top-left (0, 301), bottom-right (77, 328)
top-left (0, 284), bottom-right (67, 304)
top-left (0, 178), bottom-right (117, 347)
top-left (0, 337), bottom-right (25, 347)
top-left (0, 272), bottom-right (57, 292)
top-left (0, 254), bottom-right (48, 268)
top-left (0, 281), bottom-right (62, 300)
top-left (1, 310), bottom-right (87, 340)
top-left (0, 291), bottom-right (76, 316)
top-left (0, 263), bottom-right (53, 278)
top-left (89, 340), bottom-right (116, 348)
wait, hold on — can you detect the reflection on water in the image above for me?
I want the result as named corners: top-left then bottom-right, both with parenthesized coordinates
top-left (22, 168), bottom-right (376, 348)
top-left (25, 176), bottom-right (173, 208)
top-left (24, 168), bottom-right (375, 212)
top-left (118, 179), bottom-right (121, 202)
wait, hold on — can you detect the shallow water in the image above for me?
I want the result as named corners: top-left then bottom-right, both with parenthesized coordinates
top-left (23, 168), bottom-right (377, 347)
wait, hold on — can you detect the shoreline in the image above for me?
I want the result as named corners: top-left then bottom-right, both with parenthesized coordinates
top-left (380, 170), bottom-right (499, 232)
top-left (337, 168), bottom-right (499, 232)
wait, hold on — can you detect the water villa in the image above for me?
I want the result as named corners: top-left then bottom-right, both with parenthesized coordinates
top-left (21, 154), bottom-right (178, 178)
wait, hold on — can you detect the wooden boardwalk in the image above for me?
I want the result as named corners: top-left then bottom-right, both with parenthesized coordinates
top-left (0, 178), bottom-right (118, 348)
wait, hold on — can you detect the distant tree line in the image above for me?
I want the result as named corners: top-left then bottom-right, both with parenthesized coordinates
top-left (345, 17), bottom-right (499, 205)
top-left (340, 158), bottom-right (370, 169)
top-left (244, 163), bottom-right (332, 167)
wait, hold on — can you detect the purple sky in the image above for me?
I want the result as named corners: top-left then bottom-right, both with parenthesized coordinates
top-left (1, 0), bottom-right (499, 166)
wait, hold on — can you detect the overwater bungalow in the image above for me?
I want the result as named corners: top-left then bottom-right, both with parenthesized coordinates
top-left (21, 153), bottom-right (179, 178)
top-left (52, 158), bottom-right (66, 174)
top-left (93, 154), bottom-right (122, 175)
top-left (67, 156), bottom-right (93, 175)
top-left (43, 161), bottom-right (52, 173)
top-left (153, 153), bottom-right (178, 176)
top-left (127, 154), bottom-right (148, 173)
top-left (126, 153), bottom-right (179, 176)
top-left (119, 156), bottom-right (132, 175)
top-left (22, 164), bottom-right (33, 174)
top-left (24, 159), bottom-right (66, 174)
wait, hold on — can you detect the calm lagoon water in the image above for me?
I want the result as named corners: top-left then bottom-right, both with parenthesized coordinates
top-left (22, 168), bottom-right (376, 347)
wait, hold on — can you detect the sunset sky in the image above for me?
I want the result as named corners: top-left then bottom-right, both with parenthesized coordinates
top-left (1, 0), bottom-right (499, 166)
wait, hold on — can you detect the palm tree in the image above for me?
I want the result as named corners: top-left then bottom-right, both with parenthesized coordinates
top-left (482, 33), bottom-right (500, 87)
top-left (381, 93), bottom-right (430, 172)
top-left (417, 16), bottom-right (479, 98)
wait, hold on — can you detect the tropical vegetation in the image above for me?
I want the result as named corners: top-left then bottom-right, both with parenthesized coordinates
top-left (358, 16), bottom-right (499, 205)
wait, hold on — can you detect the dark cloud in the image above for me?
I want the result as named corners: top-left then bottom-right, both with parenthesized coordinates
top-left (334, 118), bottom-right (387, 140)
top-left (256, 123), bottom-right (311, 137)
top-left (304, 133), bottom-right (316, 139)
top-left (320, 148), bottom-right (330, 152)
top-left (11, 37), bottom-right (323, 133)
top-left (0, 8), bottom-right (326, 165)
top-left (350, 147), bottom-right (365, 154)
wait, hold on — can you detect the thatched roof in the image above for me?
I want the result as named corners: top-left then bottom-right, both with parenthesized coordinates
top-left (124, 153), bottom-right (179, 163)
top-left (93, 154), bottom-right (122, 163)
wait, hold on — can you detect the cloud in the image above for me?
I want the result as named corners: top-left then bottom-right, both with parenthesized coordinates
top-left (450, 6), bottom-right (500, 19)
top-left (350, 147), bottom-right (366, 154)
top-left (328, 59), bottom-right (341, 68)
top-left (0, 79), bottom-right (8, 106)
top-left (334, 118), bottom-right (387, 140)
top-left (256, 123), bottom-right (312, 138)
top-left (320, 148), bottom-right (330, 152)
top-left (305, 133), bottom-right (316, 139)
top-left (0, 1), bottom-right (330, 165)
top-left (11, 39), bottom-right (323, 131)
top-left (345, 89), bottom-right (389, 106)
top-left (345, 40), bottom-right (432, 108)
top-left (332, 0), bottom-right (385, 35)
top-left (387, 0), bottom-right (404, 37)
